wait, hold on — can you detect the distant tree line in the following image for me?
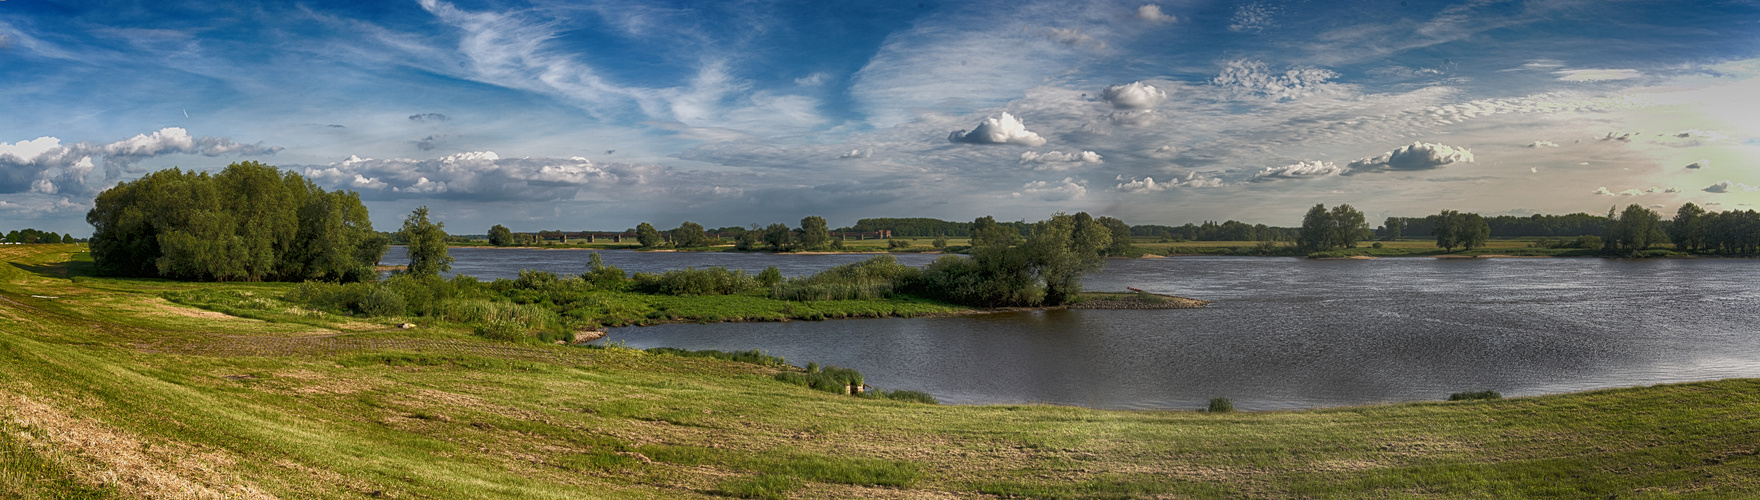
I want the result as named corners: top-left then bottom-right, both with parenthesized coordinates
top-left (1382, 212), bottom-right (1607, 238)
top-left (86, 161), bottom-right (389, 282)
top-left (1132, 221), bottom-right (1299, 242)
top-left (843, 217), bottom-right (1031, 238)
top-left (2, 228), bottom-right (79, 244)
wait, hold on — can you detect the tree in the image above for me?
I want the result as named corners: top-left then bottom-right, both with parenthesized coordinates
top-left (971, 216), bottom-right (1019, 248)
top-left (1383, 217), bottom-right (1403, 240)
top-left (1297, 204), bottom-right (1335, 253)
top-left (401, 206), bottom-right (453, 277)
top-left (1025, 212), bottom-right (1112, 305)
top-left (1329, 204), bottom-right (1369, 248)
top-left (635, 222), bottom-right (662, 248)
top-left (762, 223), bottom-right (793, 251)
top-left (1670, 202), bottom-right (1708, 252)
top-left (671, 221), bottom-right (709, 247)
top-left (1098, 216), bottom-right (1133, 256)
top-left (487, 224), bottom-right (515, 246)
top-left (1456, 213), bottom-right (1490, 250)
top-left (1433, 210), bottom-right (1460, 251)
top-left (1604, 204), bottom-right (1666, 253)
top-left (798, 216), bottom-right (831, 250)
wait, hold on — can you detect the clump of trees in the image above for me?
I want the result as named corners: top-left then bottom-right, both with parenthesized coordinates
top-left (1132, 220), bottom-right (1297, 242)
top-left (3, 229), bottom-right (78, 244)
top-left (1432, 210), bottom-right (1490, 252)
top-left (1295, 204), bottom-right (1370, 253)
top-left (86, 161), bottom-right (388, 282)
top-left (486, 224), bottom-right (539, 247)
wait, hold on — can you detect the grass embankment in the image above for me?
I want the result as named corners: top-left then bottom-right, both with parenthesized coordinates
top-left (4, 244), bottom-right (1760, 498)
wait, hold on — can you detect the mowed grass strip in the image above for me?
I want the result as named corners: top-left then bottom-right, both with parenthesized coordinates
top-left (1, 244), bottom-right (1758, 498)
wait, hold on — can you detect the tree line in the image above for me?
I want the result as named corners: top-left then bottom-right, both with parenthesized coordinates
top-left (86, 161), bottom-right (390, 282)
top-left (2, 228), bottom-right (80, 244)
top-left (1131, 221), bottom-right (1299, 242)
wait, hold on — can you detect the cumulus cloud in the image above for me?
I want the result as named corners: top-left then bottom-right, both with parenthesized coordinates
top-left (1703, 180), bottom-right (1757, 193)
top-left (838, 149), bottom-right (872, 159)
top-left (1555, 69), bottom-right (1641, 81)
top-left (948, 113), bottom-right (1048, 146)
top-left (1602, 131), bottom-right (1638, 142)
top-left (0, 128), bottom-right (278, 195)
top-left (409, 112), bottom-right (450, 122)
top-left (1252, 160), bottom-right (1346, 181)
top-left (1013, 177), bottom-right (1087, 201)
top-left (1100, 82), bottom-right (1168, 109)
top-left (1347, 142), bottom-right (1475, 173)
top-left (1115, 173), bottom-right (1222, 192)
top-left (1019, 150), bottom-right (1102, 170)
top-left (1528, 141), bottom-right (1559, 148)
top-left (296, 151), bottom-right (667, 201)
top-left (1212, 60), bottom-right (1340, 101)
top-left (1686, 159), bottom-right (1709, 169)
top-left (1134, 4), bottom-right (1176, 23)
top-left (0, 196), bottom-right (86, 216)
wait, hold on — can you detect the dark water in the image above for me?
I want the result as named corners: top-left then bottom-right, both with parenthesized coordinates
top-left (393, 249), bottom-right (1760, 411)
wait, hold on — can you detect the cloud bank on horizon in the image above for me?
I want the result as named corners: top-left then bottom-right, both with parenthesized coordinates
top-left (3, 0), bottom-right (1759, 234)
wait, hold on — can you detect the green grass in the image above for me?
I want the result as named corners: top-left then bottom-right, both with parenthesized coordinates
top-left (3, 244), bottom-right (1760, 498)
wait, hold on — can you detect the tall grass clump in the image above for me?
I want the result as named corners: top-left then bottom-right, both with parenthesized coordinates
top-left (1207, 397), bottom-right (1234, 413)
top-left (645, 347), bottom-right (786, 367)
top-left (770, 255), bottom-right (918, 301)
top-left (878, 389), bottom-right (938, 404)
top-left (1449, 390), bottom-right (1503, 401)
top-left (774, 364), bottom-right (865, 394)
top-left (631, 267), bottom-right (759, 296)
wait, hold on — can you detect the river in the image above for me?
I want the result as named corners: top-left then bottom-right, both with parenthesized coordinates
top-left (388, 248), bottom-right (1760, 410)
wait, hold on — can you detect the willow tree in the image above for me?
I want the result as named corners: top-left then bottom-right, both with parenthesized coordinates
top-left (86, 161), bottom-right (386, 281)
top-left (401, 206), bottom-right (453, 277)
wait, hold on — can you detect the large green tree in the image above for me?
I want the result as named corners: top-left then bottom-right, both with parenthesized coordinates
top-left (1329, 204), bottom-right (1369, 249)
top-left (1097, 216), bottom-right (1133, 256)
top-left (1669, 202), bottom-right (1708, 252)
top-left (1433, 210), bottom-right (1460, 251)
top-left (762, 223), bottom-right (793, 251)
top-left (1604, 204), bottom-right (1666, 253)
top-left (798, 216), bottom-right (831, 250)
top-left (86, 161), bottom-right (386, 281)
top-left (401, 206), bottom-right (453, 277)
top-left (1383, 216), bottom-right (1403, 241)
top-left (487, 224), bottom-right (515, 246)
top-left (1456, 213), bottom-right (1490, 250)
top-left (635, 222), bottom-right (662, 247)
top-left (671, 221), bottom-right (710, 247)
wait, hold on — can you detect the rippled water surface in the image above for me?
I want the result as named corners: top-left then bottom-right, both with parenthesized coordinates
top-left (393, 248), bottom-right (1760, 410)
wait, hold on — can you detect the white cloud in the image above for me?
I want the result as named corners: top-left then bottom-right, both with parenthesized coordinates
top-left (1527, 141), bottom-right (1559, 148)
top-left (1013, 177), bottom-right (1086, 201)
top-left (794, 72), bottom-right (829, 87)
top-left (0, 196), bottom-right (86, 216)
top-left (1703, 180), bottom-right (1757, 193)
top-left (948, 112), bottom-right (1048, 146)
top-left (1592, 186), bottom-right (1614, 196)
top-left (297, 151), bottom-right (667, 201)
top-left (1346, 142), bottom-right (1475, 173)
top-left (1229, 2), bottom-right (1278, 33)
top-left (1212, 60), bottom-right (1341, 101)
top-left (1134, 4), bottom-right (1176, 24)
top-left (1019, 150), bottom-right (1102, 170)
top-left (1252, 160), bottom-right (1345, 181)
top-left (1686, 159), bottom-right (1709, 169)
top-left (1556, 68), bottom-right (1642, 82)
top-left (1115, 173), bottom-right (1222, 192)
top-left (838, 149), bottom-right (872, 159)
top-left (1101, 82), bottom-right (1168, 110)
top-left (0, 128), bottom-right (278, 195)
top-left (1114, 176), bottom-right (1167, 193)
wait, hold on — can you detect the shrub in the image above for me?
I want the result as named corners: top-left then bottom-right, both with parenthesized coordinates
top-left (583, 252), bottom-right (627, 287)
top-left (887, 239), bottom-right (911, 249)
top-left (1207, 397), bottom-right (1234, 413)
top-left (358, 287), bottom-right (407, 317)
top-left (932, 237), bottom-right (948, 248)
top-left (882, 390), bottom-right (938, 405)
top-left (1371, 242), bottom-right (1384, 249)
top-left (1448, 390), bottom-right (1502, 401)
top-left (631, 267), bottom-right (759, 296)
top-left (756, 266), bottom-right (783, 287)
top-left (475, 319), bottom-right (527, 342)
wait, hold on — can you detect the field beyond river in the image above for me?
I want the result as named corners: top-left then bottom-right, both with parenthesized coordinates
top-left (5, 244), bottom-right (1760, 498)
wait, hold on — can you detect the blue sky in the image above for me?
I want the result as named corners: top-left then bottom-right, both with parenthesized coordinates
top-left (4, 0), bottom-right (1760, 235)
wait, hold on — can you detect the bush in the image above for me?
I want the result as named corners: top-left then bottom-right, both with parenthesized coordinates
top-left (1207, 397), bottom-right (1234, 413)
top-left (756, 266), bottom-right (783, 287)
top-left (1371, 242), bottom-right (1384, 249)
top-left (887, 239), bottom-right (911, 250)
top-left (881, 389), bottom-right (938, 405)
top-left (475, 319), bottom-right (526, 341)
top-left (358, 287), bottom-right (407, 317)
top-left (931, 237), bottom-right (948, 249)
top-left (1448, 390), bottom-right (1502, 401)
top-left (631, 267), bottom-right (759, 296)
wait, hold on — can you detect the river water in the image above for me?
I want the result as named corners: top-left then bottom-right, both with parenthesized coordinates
top-left (388, 248), bottom-right (1760, 410)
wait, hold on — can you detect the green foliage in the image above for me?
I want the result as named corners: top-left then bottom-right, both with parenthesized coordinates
top-left (774, 364), bottom-right (865, 394)
top-left (762, 223), bottom-right (793, 251)
top-left (582, 252), bottom-right (627, 287)
top-left (756, 266), bottom-right (783, 287)
top-left (880, 389), bottom-right (939, 404)
top-left (1432, 210), bottom-right (1490, 251)
top-left (487, 224), bottom-right (514, 246)
top-left (670, 221), bottom-right (711, 247)
top-left (2, 228), bottom-right (78, 244)
top-left (631, 267), bottom-right (759, 296)
top-left (85, 161), bottom-right (387, 282)
top-left (1604, 204), bottom-right (1667, 253)
top-left (645, 347), bottom-right (786, 366)
top-left (474, 319), bottom-right (527, 342)
top-left (357, 287), bottom-right (407, 317)
top-left (1449, 390), bottom-right (1503, 401)
top-left (1297, 204), bottom-right (1370, 253)
top-left (1371, 242), bottom-right (1384, 249)
top-left (931, 237), bottom-right (948, 248)
top-left (635, 222), bottom-right (662, 247)
top-left (798, 216), bottom-right (831, 250)
top-left (401, 206), bottom-right (453, 277)
top-left (1098, 216), bottom-right (1133, 256)
top-left (886, 238), bottom-right (911, 249)
top-left (1208, 397), bottom-right (1235, 413)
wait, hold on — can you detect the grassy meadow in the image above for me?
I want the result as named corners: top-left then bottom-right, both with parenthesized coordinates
top-left (3, 244), bottom-right (1758, 498)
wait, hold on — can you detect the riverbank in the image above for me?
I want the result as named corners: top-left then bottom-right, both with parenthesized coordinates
top-left (4, 244), bottom-right (1759, 497)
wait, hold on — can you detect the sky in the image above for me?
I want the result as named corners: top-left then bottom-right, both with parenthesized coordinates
top-left (4, 0), bottom-right (1760, 236)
